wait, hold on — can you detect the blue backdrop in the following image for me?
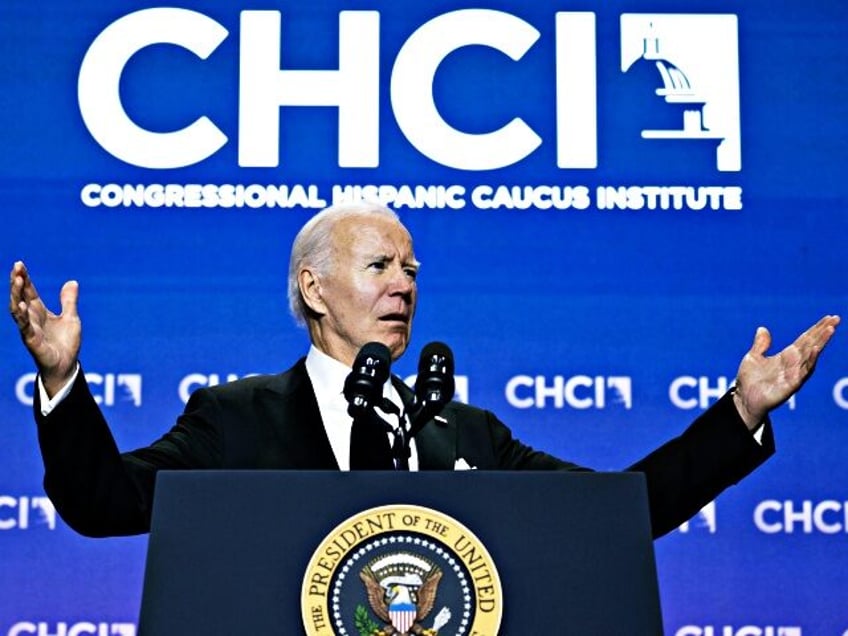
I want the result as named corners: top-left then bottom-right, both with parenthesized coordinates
top-left (2, 1), bottom-right (846, 634)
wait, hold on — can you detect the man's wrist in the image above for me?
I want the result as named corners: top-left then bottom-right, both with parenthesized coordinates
top-left (40, 364), bottom-right (79, 399)
top-left (731, 387), bottom-right (765, 434)
top-left (38, 364), bottom-right (80, 416)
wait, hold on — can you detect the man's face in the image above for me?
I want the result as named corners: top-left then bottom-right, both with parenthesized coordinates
top-left (309, 214), bottom-right (419, 366)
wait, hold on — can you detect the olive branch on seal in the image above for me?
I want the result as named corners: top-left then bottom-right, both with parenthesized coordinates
top-left (354, 604), bottom-right (383, 636)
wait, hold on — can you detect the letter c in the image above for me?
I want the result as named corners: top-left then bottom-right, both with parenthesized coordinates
top-left (78, 8), bottom-right (228, 168)
top-left (505, 375), bottom-right (534, 408)
top-left (753, 500), bottom-right (783, 534)
top-left (391, 9), bottom-right (542, 170)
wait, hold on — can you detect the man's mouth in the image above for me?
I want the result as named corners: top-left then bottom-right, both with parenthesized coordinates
top-left (379, 313), bottom-right (409, 324)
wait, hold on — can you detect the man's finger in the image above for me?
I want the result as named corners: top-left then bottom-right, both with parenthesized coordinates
top-left (800, 315), bottom-right (840, 352)
top-left (59, 280), bottom-right (80, 318)
top-left (9, 260), bottom-right (27, 283)
top-left (749, 326), bottom-right (771, 357)
top-left (10, 261), bottom-right (44, 309)
top-left (817, 314), bottom-right (840, 343)
top-left (9, 270), bottom-right (29, 331)
top-left (9, 276), bottom-right (21, 317)
top-left (9, 261), bottom-right (25, 311)
top-left (11, 297), bottom-right (37, 340)
top-left (10, 298), bottom-right (29, 331)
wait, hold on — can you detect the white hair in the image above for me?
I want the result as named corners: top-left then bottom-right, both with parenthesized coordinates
top-left (287, 202), bottom-right (401, 326)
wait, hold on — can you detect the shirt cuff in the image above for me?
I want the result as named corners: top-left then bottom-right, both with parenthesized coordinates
top-left (751, 421), bottom-right (765, 445)
top-left (38, 364), bottom-right (81, 416)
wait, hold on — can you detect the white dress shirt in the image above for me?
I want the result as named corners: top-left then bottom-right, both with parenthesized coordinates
top-left (299, 346), bottom-right (419, 470)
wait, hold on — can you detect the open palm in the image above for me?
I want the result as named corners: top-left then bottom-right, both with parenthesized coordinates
top-left (9, 261), bottom-right (81, 395)
top-left (733, 316), bottom-right (840, 429)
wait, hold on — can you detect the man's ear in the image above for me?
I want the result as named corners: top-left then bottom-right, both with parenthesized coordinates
top-left (298, 267), bottom-right (326, 317)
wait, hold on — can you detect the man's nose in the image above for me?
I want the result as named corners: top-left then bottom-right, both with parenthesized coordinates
top-left (388, 265), bottom-right (414, 297)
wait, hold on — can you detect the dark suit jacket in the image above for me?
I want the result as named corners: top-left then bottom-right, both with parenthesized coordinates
top-left (36, 359), bottom-right (773, 539)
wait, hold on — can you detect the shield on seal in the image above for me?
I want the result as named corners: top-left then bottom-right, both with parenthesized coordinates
top-left (389, 598), bottom-right (416, 634)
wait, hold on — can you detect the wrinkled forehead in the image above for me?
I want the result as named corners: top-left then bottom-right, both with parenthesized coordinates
top-left (332, 214), bottom-right (416, 259)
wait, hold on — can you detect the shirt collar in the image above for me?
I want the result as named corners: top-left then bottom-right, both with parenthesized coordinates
top-left (305, 345), bottom-right (351, 409)
top-left (305, 344), bottom-right (405, 413)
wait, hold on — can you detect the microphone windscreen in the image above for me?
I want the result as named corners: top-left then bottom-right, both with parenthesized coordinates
top-left (417, 341), bottom-right (454, 374)
top-left (415, 341), bottom-right (455, 405)
top-left (356, 342), bottom-right (392, 377)
top-left (344, 342), bottom-right (392, 416)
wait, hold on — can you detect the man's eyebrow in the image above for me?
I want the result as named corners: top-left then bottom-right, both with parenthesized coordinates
top-left (365, 252), bottom-right (420, 268)
top-left (356, 247), bottom-right (420, 272)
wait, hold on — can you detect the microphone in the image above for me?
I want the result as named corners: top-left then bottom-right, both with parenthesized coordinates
top-left (343, 342), bottom-right (392, 419)
top-left (409, 342), bottom-right (455, 436)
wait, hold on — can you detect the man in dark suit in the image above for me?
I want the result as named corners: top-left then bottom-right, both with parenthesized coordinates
top-left (9, 203), bottom-right (840, 539)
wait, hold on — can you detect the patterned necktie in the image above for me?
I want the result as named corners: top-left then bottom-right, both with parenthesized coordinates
top-left (381, 398), bottom-right (410, 471)
top-left (348, 398), bottom-right (409, 470)
top-left (349, 406), bottom-right (394, 470)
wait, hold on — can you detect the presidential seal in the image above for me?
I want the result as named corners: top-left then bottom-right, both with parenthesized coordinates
top-left (301, 504), bottom-right (502, 636)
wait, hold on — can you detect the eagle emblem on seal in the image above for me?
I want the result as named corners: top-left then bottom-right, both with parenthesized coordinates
top-left (358, 552), bottom-right (451, 636)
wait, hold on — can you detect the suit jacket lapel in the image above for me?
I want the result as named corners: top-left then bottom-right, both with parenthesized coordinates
top-left (261, 359), bottom-right (339, 469)
top-left (391, 376), bottom-right (456, 470)
top-left (415, 417), bottom-right (456, 470)
top-left (256, 363), bottom-right (457, 471)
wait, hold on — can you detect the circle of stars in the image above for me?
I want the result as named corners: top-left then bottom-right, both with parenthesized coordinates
top-left (330, 533), bottom-right (473, 635)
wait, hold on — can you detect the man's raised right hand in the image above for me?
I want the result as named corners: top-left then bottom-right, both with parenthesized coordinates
top-left (9, 261), bottom-right (81, 397)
